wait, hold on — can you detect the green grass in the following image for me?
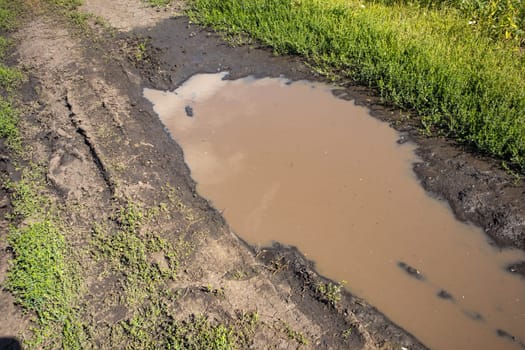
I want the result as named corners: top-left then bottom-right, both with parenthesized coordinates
top-left (48, 0), bottom-right (83, 11)
top-left (6, 221), bottom-right (84, 348)
top-left (189, 0), bottom-right (525, 172)
top-left (0, 64), bottom-right (23, 91)
top-left (0, 3), bottom-right (86, 347)
top-left (0, 0), bottom-right (22, 31)
top-left (3, 168), bottom-right (85, 348)
top-left (91, 203), bottom-right (181, 306)
top-left (375, 0), bottom-right (525, 46)
top-left (0, 0), bottom-right (24, 152)
top-left (146, 0), bottom-right (173, 6)
top-left (0, 98), bottom-right (20, 150)
top-left (316, 281), bottom-right (345, 306)
top-left (114, 304), bottom-right (238, 349)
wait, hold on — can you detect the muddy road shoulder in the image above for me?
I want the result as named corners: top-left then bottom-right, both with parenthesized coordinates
top-left (0, 4), bottom-right (427, 349)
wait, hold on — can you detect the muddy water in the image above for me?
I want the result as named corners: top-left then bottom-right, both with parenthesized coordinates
top-left (144, 73), bottom-right (525, 350)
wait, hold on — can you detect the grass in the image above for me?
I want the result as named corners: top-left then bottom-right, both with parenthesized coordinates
top-left (146, 0), bottom-right (173, 6)
top-left (3, 168), bottom-right (86, 348)
top-left (91, 202), bottom-right (181, 306)
top-left (0, 2), bottom-right (87, 347)
top-left (0, 0), bottom-right (22, 31)
top-left (281, 321), bottom-right (309, 345)
top-left (188, 0), bottom-right (525, 173)
top-left (6, 221), bottom-right (85, 348)
top-left (93, 202), bottom-right (257, 349)
top-left (0, 0), bottom-right (24, 152)
top-left (316, 281), bottom-right (345, 306)
top-left (0, 98), bottom-right (20, 150)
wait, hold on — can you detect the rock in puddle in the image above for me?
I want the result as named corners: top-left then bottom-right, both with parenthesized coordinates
top-left (463, 310), bottom-right (484, 322)
top-left (506, 261), bottom-right (525, 278)
top-left (185, 105), bottom-right (193, 117)
top-left (397, 261), bottom-right (424, 280)
top-left (437, 289), bottom-right (454, 301)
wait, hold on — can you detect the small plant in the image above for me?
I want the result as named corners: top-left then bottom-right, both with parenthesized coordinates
top-left (281, 321), bottom-right (309, 345)
top-left (232, 269), bottom-right (246, 280)
top-left (342, 327), bottom-right (353, 339)
top-left (0, 64), bottom-right (23, 91)
top-left (267, 256), bottom-right (287, 274)
top-left (135, 40), bottom-right (148, 61)
top-left (0, 98), bottom-right (20, 151)
top-left (316, 280), bottom-right (346, 305)
top-left (146, 0), bottom-right (172, 6)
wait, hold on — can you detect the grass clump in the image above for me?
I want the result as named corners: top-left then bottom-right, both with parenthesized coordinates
top-left (6, 221), bottom-right (85, 348)
top-left (0, 0), bottom-right (23, 31)
top-left (91, 203), bottom-right (181, 305)
top-left (0, 98), bottom-right (20, 150)
top-left (316, 281), bottom-right (346, 306)
top-left (3, 166), bottom-right (85, 348)
top-left (0, 64), bottom-right (23, 92)
top-left (48, 0), bottom-right (83, 11)
top-left (382, 0), bottom-right (525, 45)
top-left (281, 321), bottom-right (309, 345)
top-left (146, 0), bottom-right (172, 6)
top-left (189, 0), bottom-right (525, 172)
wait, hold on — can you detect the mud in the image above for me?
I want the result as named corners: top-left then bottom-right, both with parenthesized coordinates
top-left (145, 74), bottom-right (525, 350)
top-left (0, 2), bottom-right (426, 349)
top-left (124, 15), bottom-right (525, 252)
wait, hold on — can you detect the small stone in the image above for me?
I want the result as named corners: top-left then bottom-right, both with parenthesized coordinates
top-left (185, 105), bottom-right (194, 117)
top-left (437, 290), bottom-right (454, 301)
top-left (496, 329), bottom-right (516, 342)
top-left (397, 261), bottom-right (424, 280)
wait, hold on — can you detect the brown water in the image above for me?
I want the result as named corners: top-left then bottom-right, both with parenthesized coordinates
top-left (144, 73), bottom-right (525, 350)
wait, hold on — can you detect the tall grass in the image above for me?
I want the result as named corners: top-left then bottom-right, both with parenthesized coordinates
top-left (374, 0), bottom-right (525, 46)
top-left (189, 0), bottom-right (525, 172)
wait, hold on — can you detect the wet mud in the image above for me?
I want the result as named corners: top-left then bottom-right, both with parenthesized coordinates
top-left (145, 74), bottom-right (525, 350)
top-left (0, 5), bottom-right (428, 350)
top-left (129, 16), bottom-right (525, 251)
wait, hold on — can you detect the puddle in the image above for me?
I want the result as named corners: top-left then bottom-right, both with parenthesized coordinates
top-left (144, 73), bottom-right (525, 350)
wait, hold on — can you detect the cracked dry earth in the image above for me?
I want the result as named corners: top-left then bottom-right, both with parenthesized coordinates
top-left (0, 1), bottom-right (427, 349)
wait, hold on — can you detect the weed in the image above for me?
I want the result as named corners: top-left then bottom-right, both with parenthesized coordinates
top-left (316, 280), bottom-right (346, 305)
top-left (0, 0), bottom-right (22, 31)
top-left (0, 98), bottom-right (20, 151)
top-left (146, 0), bottom-right (172, 6)
top-left (166, 315), bottom-right (236, 350)
top-left (135, 39), bottom-right (148, 61)
top-left (5, 166), bottom-right (48, 218)
top-left (342, 327), bottom-right (353, 339)
top-left (0, 64), bottom-right (23, 92)
top-left (48, 0), bottom-right (82, 11)
top-left (0, 36), bottom-right (11, 58)
top-left (3, 162), bottom-right (85, 348)
top-left (6, 221), bottom-right (85, 348)
top-left (281, 321), bottom-right (309, 345)
top-left (267, 256), bottom-right (288, 274)
top-left (232, 269), bottom-right (245, 280)
top-left (202, 284), bottom-right (226, 297)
